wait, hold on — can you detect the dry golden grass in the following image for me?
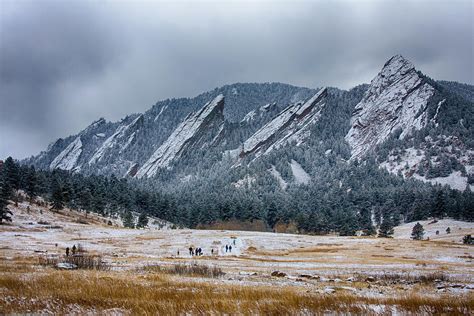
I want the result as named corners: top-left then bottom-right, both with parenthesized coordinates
top-left (134, 235), bottom-right (164, 241)
top-left (142, 262), bottom-right (224, 278)
top-left (290, 246), bottom-right (352, 254)
top-left (1, 268), bottom-right (472, 315)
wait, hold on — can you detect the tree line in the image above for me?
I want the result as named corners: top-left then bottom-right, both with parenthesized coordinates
top-left (1, 155), bottom-right (473, 236)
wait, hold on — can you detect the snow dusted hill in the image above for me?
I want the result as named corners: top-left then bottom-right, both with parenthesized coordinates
top-left (26, 83), bottom-right (315, 177)
top-left (240, 87), bottom-right (327, 158)
top-left (136, 95), bottom-right (225, 178)
top-left (345, 55), bottom-right (435, 159)
top-left (344, 55), bottom-right (473, 191)
top-left (49, 137), bottom-right (83, 171)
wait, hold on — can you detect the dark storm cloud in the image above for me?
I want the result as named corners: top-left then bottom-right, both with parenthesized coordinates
top-left (1, 0), bottom-right (473, 159)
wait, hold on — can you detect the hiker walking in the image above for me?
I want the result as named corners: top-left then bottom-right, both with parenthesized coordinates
top-left (177, 250), bottom-right (180, 256)
top-left (66, 247), bottom-right (70, 257)
top-left (211, 249), bottom-right (214, 255)
top-left (189, 247), bottom-right (193, 256)
top-left (229, 245), bottom-right (232, 252)
top-left (233, 239), bottom-right (236, 246)
top-left (225, 245), bottom-right (228, 253)
top-left (72, 245), bottom-right (77, 255)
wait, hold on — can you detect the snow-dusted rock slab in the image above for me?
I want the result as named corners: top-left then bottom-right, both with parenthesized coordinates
top-left (56, 262), bottom-right (78, 270)
top-left (89, 114), bottom-right (143, 165)
top-left (49, 137), bottom-right (83, 171)
top-left (136, 95), bottom-right (225, 178)
top-left (241, 87), bottom-right (327, 158)
top-left (345, 55), bottom-right (435, 159)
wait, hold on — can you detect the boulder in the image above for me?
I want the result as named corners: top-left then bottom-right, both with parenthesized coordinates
top-left (271, 271), bottom-right (287, 277)
top-left (56, 262), bottom-right (78, 270)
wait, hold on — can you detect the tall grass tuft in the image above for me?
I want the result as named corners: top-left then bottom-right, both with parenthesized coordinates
top-left (143, 262), bottom-right (224, 278)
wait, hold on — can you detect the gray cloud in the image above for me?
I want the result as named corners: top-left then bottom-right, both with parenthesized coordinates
top-left (1, 0), bottom-right (473, 159)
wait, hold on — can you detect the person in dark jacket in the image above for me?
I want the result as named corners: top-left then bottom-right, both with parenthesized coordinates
top-left (66, 247), bottom-right (70, 257)
top-left (189, 247), bottom-right (193, 256)
top-left (72, 245), bottom-right (77, 255)
top-left (229, 245), bottom-right (232, 252)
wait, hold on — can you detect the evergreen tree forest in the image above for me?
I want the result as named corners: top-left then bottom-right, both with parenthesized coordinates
top-left (1, 156), bottom-right (473, 235)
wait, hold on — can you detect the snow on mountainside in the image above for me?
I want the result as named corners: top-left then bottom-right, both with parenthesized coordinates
top-left (89, 114), bottom-right (143, 165)
top-left (136, 95), bottom-right (225, 178)
top-left (380, 144), bottom-right (474, 191)
top-left (240, 87), bottom-right (327, 158)
top-left (289, 159), bottom-right (311, 185)
top-left (343, 55), bottom-right (474, 191)
top-left (240, 102), bottom-right (277, 124)
top-left (345, 55), bottom-right (435, 159)
top-left (49, 137), bottom-right (83, 171)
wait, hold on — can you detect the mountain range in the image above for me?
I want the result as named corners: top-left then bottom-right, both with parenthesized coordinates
top-left (26, 55), bottom-right (473, 192)
top-left (21, 55), bottom-right (474, 232)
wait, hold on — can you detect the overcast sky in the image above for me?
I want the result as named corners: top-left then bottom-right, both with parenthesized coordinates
top-left (1, 0), bottom-right (473, 159)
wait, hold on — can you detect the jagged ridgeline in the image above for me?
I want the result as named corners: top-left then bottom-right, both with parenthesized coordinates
top-left (24, 55), bottom-right (474, 233)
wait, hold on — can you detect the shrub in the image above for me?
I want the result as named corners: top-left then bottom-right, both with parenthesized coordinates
top-left (144, 263), bottom-right (224, 278)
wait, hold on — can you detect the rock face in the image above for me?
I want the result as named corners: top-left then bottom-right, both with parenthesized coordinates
top-left (25, 83), bottom-right (315, 177)
top-left (136, 95), bottom-right (225, 178)
top-left (345, 55), bottom-right (435, 159)
top-left (89, 114), bottom-right (143, 165)
top-left (240, 87), bottom-right (327, 158)
top-left (49, 137), bottom-right (83, 171)
top-left (24, 58), bottom-right (472, 192)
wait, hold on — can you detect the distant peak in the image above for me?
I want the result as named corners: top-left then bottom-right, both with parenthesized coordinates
top-left (207, 94), bottom-right (225, 112)
top-left (381, 55), bottom-right (415, 75)
top-left (213, 94), bottom-right (225, 104)
top-left (83, 117), bottom-right (106, 133)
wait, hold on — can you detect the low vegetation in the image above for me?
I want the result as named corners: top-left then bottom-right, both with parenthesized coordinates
top-left (1, 266), bottom-right (472, 315)
top-left (143, 262), bottom-right (224, 278)
top-left (354, 272), bottom-right (451, 284)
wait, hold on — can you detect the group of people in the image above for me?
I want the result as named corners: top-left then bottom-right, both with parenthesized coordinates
top-left (179, 239), bottom-right (238, 257)
top-left (65, 244), bottom-right (77, 257)
top-left (188, 246), bottom-right (204, 256)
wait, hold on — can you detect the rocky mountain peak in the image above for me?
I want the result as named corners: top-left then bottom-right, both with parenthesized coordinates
top-left (240, 87), bottom-right (327, 159)
top-left (345, 56), bottom-right (434, 159)
top-left (135, 94), bottom-right (225, 178)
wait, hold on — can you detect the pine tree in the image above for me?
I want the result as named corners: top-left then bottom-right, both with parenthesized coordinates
top-left (411, 222), bottom-right (425, 240)
top-left (433, 190), bottom-right (446, 218)
top-left (24, 167), bottom-right (38, 203)
top-left (378, 216), bottom-right (394, 238)
top-left (122, 211), bottom-right (135, 228)
top-left (137, 212), bottom-right (149, 228)
top-left (78, 186), bottom-right (92, 212)
top-left (50, 178), bottom-right (64, 211)
top-left (462, 235), bottom-right (473, 245)
top-left (0, 178), bottom-right (13, 224)
top-left (2, 157), bottom-right (19, 206)
top-left (358, 207), bottom-right (376, 236)
top-left (2, 158), bottom-right (19, 190)
top-left (265, 203), bottom-right (278, 230)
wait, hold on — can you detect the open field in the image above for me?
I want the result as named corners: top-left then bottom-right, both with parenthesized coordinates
top-left (1, 202), bottom-right (473, 314)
